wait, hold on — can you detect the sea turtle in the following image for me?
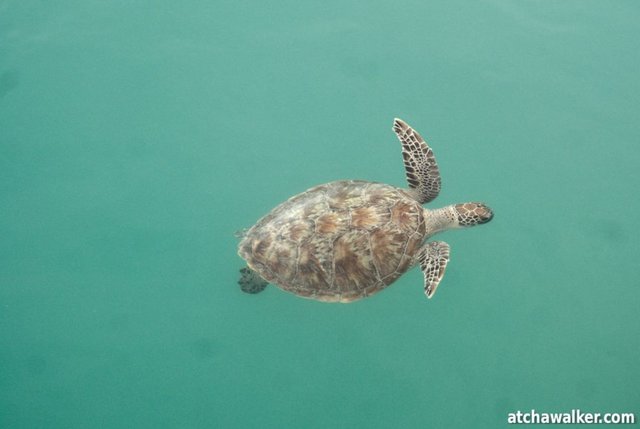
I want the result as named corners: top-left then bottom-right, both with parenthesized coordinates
top-left (237, 118), bottom-right (493, 302)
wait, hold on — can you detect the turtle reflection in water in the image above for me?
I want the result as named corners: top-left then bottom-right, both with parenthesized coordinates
top-left (237, 118), bottom-right (493, 302)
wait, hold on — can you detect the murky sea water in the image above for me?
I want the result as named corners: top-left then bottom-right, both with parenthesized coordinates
top-left (1, 1), bottom-right (639, 427)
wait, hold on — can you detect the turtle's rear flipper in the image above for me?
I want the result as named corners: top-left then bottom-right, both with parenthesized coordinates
top-left (238, 267), bottom-right (268, 294)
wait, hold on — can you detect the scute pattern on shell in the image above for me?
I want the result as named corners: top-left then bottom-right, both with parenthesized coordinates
top-left (238, 180), bottom-right (426, 302)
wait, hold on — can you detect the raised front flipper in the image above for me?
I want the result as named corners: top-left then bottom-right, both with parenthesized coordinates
top-left (392, 118), bottom-right (441, 204)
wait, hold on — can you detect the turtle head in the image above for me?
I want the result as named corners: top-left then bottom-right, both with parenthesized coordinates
top-left (425, 203), bottom-right (493, 236)
top-left (453, 202), bottom-right (494, 227)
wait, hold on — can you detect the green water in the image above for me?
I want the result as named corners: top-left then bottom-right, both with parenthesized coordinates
top-left (1, 1), bottom-right (639, 427)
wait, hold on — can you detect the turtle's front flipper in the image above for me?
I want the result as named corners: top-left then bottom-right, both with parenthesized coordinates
top-left (238, 267), bottom-right (268, 294)
top-left (416, 241), bottom-right (450, 299)
top-left (392, 118), bottom-right (441, 204)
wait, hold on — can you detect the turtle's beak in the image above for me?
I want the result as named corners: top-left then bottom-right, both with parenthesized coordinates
top-left (476, 204), bottom-right (493, 224)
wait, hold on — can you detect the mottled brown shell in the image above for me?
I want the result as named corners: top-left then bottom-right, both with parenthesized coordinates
top-left (238, 180), bottom-right (426, 302)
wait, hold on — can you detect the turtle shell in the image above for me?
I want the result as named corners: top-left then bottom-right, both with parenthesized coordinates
top-left (238, 180), bottom-right (426, 302)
